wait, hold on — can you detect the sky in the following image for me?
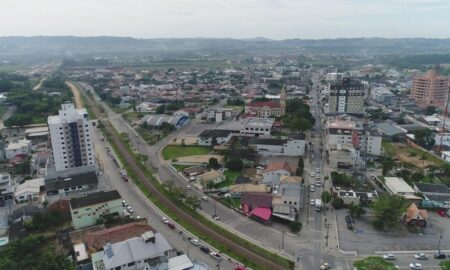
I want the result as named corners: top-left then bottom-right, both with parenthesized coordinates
top-left (1, 0), bottom-right (450, 39)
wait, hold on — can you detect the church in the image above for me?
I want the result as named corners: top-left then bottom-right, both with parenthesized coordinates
top-left (244, 87), bottom-right (287, 118)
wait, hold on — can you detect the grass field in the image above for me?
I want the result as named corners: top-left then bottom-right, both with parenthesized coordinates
top-left (214, 170), bottom-right (240, 189)
top-left (383, 142), bottom-right (444, 167)
top-left (162, 145), bottom-right (209, 160)
top-left (172, 164), bottom-right (192, 171)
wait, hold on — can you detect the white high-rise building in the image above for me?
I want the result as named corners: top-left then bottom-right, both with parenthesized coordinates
top-left (48, 102), bottom-right (95, 172)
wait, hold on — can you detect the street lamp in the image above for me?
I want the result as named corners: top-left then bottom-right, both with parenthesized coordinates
top-left (438, 234), bottom-right (443, 254)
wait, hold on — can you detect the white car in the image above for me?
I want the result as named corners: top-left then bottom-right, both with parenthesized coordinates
top-left (310, 187), bottom-right (315, 192)
top-left (316, 181), bottom-right (321, 187)
top-left (201, 196), bottom-right (208, 202)
top-left (126, 206), bottom-right (134, 213)
top-left (190, 238), bottom-right (200, 246)
top-left (409, 263), bottom-right (422, 270)
top-left (310, 199), bottom-right (315, 206)
top-left (162, 217), bottom-right (169, 224)
top-left (383, 254), bottom-right (396, 260)
top-left (316, 175), bottom-right (320, 180)
top-left (210, 252), bottom-right (222, 261)
top-left (414, 253), bottom-right (428, 260)
top-left (187, 185), bottom-right (192, 190)
top-left (310, 172), bottom-right (315, 177)
top-left (122, 200), bottom-right (128, 207)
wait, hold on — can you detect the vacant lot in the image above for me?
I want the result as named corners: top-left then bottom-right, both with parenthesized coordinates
top-left (162, 145), bottom-right (209, 160)
top-left (383, 142), bottom-right (444, 168)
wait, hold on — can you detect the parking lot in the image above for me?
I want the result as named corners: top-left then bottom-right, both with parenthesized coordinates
top-left (336, 208), bottom-right (450, 254)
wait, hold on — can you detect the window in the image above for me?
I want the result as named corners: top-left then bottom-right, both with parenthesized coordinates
top-left (73, 211), bottom-right (78, 214)
top-left (127, 262), bottom-right (135, 267)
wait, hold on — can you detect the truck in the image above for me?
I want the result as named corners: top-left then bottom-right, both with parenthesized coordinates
top-left (315, 199), bottom-right (322, 212)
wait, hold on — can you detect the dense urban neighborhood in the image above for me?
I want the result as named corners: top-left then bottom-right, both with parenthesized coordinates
top-left (1, 36), bottom-right (450, 270)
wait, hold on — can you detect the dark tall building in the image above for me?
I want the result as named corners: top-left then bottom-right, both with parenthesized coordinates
top-left (328, 78), bottom-right (365, 114)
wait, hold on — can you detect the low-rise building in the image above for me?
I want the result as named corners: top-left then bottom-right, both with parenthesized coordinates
top-left (413, 182), bottom-right (450, 208)
top-left (45, 168), bottom-right (98, 196)
top-left (14, 178), bottom-right (45, 203)
top-left (404, 203), bottom-right (427, 227)
top-left (5, 139), bottom-right (32, 159)
top-left (197, 170), bottom-right (225, 186)
top-left (250, 134), bottom-right (306, 156)
top-left (0, 174), bottom-right (13, 202)
top-left (91, 231), bottom-right (174, 270)
top-left (380, 177), bottom-right (421, 200)
top-left (139, 114), bottom-right (189, 129)
top-left (272, 182), bottom-right (304, 221)
top-left (70, 190), bottom-right (123, 229)
top-left (262, 161), bottom-right (296, 184)
top-left (240, 117), bottom-right (275, 137)
top-left (334, 188), bottom-right (378, 205)
top-left (135, 102), bottom-right (162, 113)
top-left (197, 129), bottom-right (233, 146)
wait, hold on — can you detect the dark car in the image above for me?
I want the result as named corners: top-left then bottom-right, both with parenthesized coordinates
top-left (345, 215), bottom-right (353, 224)
top-left (167, 223), bottom-right (176, 229)
top-left (347, 222), bottom-right (353, 230)
top-left (434, 253), bottom-right (446, 259)
top-left (199, 245), bottom-right (210, 254)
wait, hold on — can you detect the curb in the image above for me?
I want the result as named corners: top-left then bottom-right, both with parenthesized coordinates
top-left (332, 207), bottom-right (358, 257)
top-left (374, 249), bottom-right (450, 255)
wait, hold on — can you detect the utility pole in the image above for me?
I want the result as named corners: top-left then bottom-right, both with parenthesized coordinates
top-left (438, 234), bottom-right (443, 254)
top-left (281, 230), bottom-right (285, 253)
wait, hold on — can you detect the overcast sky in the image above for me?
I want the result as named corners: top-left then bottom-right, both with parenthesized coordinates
top-left (1, 0), bottom-right (450, 39)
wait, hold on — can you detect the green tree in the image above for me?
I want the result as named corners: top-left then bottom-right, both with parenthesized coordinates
top-left (353, 256), bottom-right (397, 270)
top-left (425, 106), bottom-right (438, 115)
top-left (185, 195), bottom-right (201, 210)
top-left (372, 194), bottom-right (408, 230)
top-left (4, 113), bottom-right (33, 127)
top-left (296, 157), bottom-right (304, 176)
top-left (440, 260), bottom-right (450, 270)
top-left (348, 203), bottom-right (366, 218)
top-left (289, 221), bottom-right (302, 233)
top-left (381, 157), bottom-right (395, 176)
top-left (208, 157), bottom-right (220, 169)
top-left (332, 198), bottom-right (344, 209)
top-left (413, 128), bottom-right (435, 149)
top-left (288, 118), bottom-right (312, 132)
top-left (321, 191), bottom-right (332, 204)
top-left (156, 104), bottom-right (165, 114)
top-left (226, 158), bottom-right (243, 171)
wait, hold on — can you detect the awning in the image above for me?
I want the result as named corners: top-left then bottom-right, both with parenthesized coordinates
top-left (250, 207), bottom-right (271, 221)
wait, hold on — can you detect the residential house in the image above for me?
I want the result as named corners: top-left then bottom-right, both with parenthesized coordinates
top-left (197, 170), bottom-right (225, 186)
top-left (240, 193), bottom-right (273, 223)
top-left (5, 139), bottom-right (31, 159)
top-left (197, 129), bottom-right (233, 146)
top-left (0, 174), bottom-right (13, 202)
top-left (229, 183), bottom-right (271, 197)
top-left (91, 231), bottom-right (174, 270)
top-left (404, 203), bottom-right (427, 227)
top-left (70, 190), bottom-right (123, 229)
top-left (84, 221), bottom-right (153, 251)
top-left (262, 161), bottom-right (296, 184)
top-left (14, 178), bottom-right (45, 203)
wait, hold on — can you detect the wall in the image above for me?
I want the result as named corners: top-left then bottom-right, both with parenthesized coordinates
top-left (71, 198), bottom-right (123, 229)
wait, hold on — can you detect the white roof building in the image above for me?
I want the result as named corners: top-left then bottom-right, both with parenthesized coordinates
top-left (14, 178), bottom-right (45, 203)
top-left (5, 139), bottom-right (31, 159)
top-left (382, 177), bottom-right (420, 199)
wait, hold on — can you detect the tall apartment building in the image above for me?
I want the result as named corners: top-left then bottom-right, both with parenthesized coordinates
top-left (328, 78), bottom-right (365, 114)
top-left (411, 70), bottom-right (449, 109)
top-left (48, 103), bottom-right (95, 172)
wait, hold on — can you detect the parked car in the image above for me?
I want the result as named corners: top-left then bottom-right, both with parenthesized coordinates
top-left (347, 222), bottom-right (353, 230)
top-left (414, 253), bottom-right (428, 260)
top-left (316, 167), bottom-right (320, 173)
top-left (345, 215), bottom-right (353, 224)
top-left (126, 206), bottom-right (134, 213)
top-left (434, 253), bottom-right (446, 259)
top-left (190, 238), bottom-right (200, 246)
top-left (187, 185), bottom-right (192, 190)
top-left (201, 196), bottom-right (208, 202)
top-left (212, 214), bottom-right (220, 221)
top-left (315, 181), bottom-right (321, 187)
top-left (162, 217), bottom-right (169, 224)
top-left (437, 209), bottom-right (446, 217)
top-left (167, 223), bottom-right (176, 229)
top-left (316, 175), bottom-right (320, 180)
top-left (409, 263), bottom-right (422, 270)
top-left (310, 186), bottom-right (315, 192)
top-left (210, 252), bottom-right (222, 261)
top-left (310, 172), bottom-right (315, 177)
top-left (199, 245), bottom-right (210, 254)
top-left (320, 263), bottom-right (329, 270)
top-left (122, 200), bottom-right (128, 207)
top-left (310, 199), bottom-right (315, 206)
top-left (383, 254), bottom-right (396, 260)
top-left (122, 176), bottom-right (129, 182)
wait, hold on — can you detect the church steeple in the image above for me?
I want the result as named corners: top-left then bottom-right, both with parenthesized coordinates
top-left (280, 85), bottom-right (286, 116)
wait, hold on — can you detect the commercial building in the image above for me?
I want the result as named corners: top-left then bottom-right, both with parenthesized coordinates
top-left (197, 129), bottom-right (233, 146)
top-left (328, 78), bottom-right (365, 114)
top-left (411, 70), bottom-right (449, 109)
top-left (139, 114), bottom-right (189, 129)
top-left (380, 177), bottom-right (421, 200)
top-left (250, 134), bottom-right (306, 156)
top-left (326, 117), bottom-right (382, 156)
top-left (414, 182), bottom-right (450, 208)
top-left (240, 117), bottom-right (275, 137)
top-left (272, 182), bottom-right (304, 221)
top-left (45, 166), bottom-right (98, 196)
top-left (48, 103), bottom-right (95, 172)
top-left (70, 190), bottom-right (123, 229)
top-left (0, 174), bottom-right (13, 202)
top-left (14, 178), bottom-right (45, 203)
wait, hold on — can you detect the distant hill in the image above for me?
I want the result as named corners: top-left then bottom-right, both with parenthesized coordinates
top-left (1, 36), bottom-right (450, 60)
